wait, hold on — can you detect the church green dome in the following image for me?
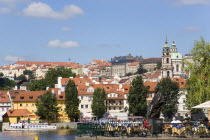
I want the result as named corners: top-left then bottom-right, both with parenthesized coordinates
top-left (171, 53), bottom-right (183, 59)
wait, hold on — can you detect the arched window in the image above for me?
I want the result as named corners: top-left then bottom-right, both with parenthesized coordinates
top-left (176, 65), bottom-right (179, 72)
top-left (167, 71), bottom-right (170, 77)
top-left (166, 58), bottom-right (169, 63)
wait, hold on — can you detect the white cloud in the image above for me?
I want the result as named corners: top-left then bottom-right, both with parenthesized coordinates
top-left (61, 27), bottom-right (72, 31)
top-left (0, 7), bottom-right (11, 13)
top-left (184, 26), bottom-right (200, 31)
top-left (172, 0), bottom-right (210, 6)
top-left (23, 2), bottom-right (84, 19)
top-left (4, 55), bottom-right (24, 62)
top-left (48, 40), bottom-right (80, 48)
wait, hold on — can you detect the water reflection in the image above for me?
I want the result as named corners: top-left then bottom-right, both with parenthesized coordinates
top-left (0, 129), bottom-right (76, 140)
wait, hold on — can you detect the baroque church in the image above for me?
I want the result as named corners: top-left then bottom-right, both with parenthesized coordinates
top-left (161, 39), bottom-right (183, 78)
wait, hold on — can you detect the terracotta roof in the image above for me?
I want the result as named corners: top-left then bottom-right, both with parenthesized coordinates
top-left (98, 62), bottom-right (112, 67)
top-left (92, 60), bottom-right (107, 64)
top-left (144, 81), bottom-right (157, 92)
top-left (13, 91), bottom-right (46, 102)
top-left (129, 62), bottom-right (139, 66)
top-left (16, 61), bottom-right (78, 67)
top-left (0, 91), bottom-right (10, 103)
top-left (122, 85), bottom-right (130, 94)
top-left (12, 66), bottom-right (26, 70)
top-left (3, 109), bottom-right (32, 117)
top-left (147, 70), bottom-right (161, 79)
top-left (172, 77), bottom-right (186, 89)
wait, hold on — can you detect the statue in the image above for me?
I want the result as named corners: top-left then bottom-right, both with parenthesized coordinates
top-left (146, 91), bottom-right (165, 118)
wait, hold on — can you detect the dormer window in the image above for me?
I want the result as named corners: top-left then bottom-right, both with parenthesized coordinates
top-left (20, 96), bottom-right (24, 99)
top-left (37, 96), bottom-right (40, 99)
top-left (29, 96), bottom-right (33, 99)
top-left (64, 81), bottom-right (67, 83)
top-left (59, 96), bottom-right (63, 99)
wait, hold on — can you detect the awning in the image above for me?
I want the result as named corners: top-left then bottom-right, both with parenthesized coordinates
top-left (192, 100), bottom-right (210, 109)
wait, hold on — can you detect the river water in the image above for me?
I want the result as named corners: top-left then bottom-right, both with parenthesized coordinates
top-left (0, 129), bottom-right (76, 140)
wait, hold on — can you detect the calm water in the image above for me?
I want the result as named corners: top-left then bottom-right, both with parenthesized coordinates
top-left (0, 129), bottom-right (76, 140)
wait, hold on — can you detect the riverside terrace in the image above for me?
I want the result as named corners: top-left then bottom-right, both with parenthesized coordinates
top-left (76, 121), bottom-right (210, 139)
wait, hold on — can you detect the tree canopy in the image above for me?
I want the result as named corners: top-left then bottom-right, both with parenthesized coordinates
top-left (91, 88), bottom-right (106, 119)
top-left (0, 78), bottom-right (16, 90)
top-left (35, 91), bottom-right (60, 123)
top-left (65, 80), bottom-right (80, 122)
top-left (156, 78), bottom-right (179, 120)
top-left (128, 76), bottom-right (148, 116)
top-left (184, 37), bottom-right (210, 108)
top-left (23, 70), bottom-right (35, 80)
top-left (29, 67), bottom-right (75, 91)
top-left (136, 65), bottom-right (148, 74)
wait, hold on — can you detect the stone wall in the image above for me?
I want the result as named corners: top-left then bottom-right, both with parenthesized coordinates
top-left (52, 122), bottom-right (77, 129)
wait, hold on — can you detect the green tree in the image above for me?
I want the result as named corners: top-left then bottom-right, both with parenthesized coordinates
top-left (0, 78), bottom-right (16, 90)
top-left (29, 67), bottom-right (75, 91)
top-left (91, 88), bottom-right (106, 119)
top-left (45, 67), bottom-right (76, 88)
top-left (156, 78), bottom-right (179, 120)
top-left (128, 76), bottom-right (148, 116)
top-left (184, 37), bottom-right (210, 108)
top-left (35, 91), bottom-right (60, 123)
top-left (136, 65), bottom-right (148, 74)
top-left (0, 72), bottom-right (4, 77)
top-left (155, 61), bottom-right (162, 70)
top-left (29, 79), bottom-right (47, 91)
top-left (23, 70), bottom-right (35, 80)
top-left (65, 80), bottom-right (80, 122)
top-left (17, 74), bottom-right (27, 81)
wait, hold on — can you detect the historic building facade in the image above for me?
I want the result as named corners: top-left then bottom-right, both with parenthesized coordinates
top-left (161, 40), bottom-right (183, 78)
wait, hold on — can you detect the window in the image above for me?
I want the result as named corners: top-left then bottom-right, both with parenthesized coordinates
top-left (81, 96), bottom-right (83, 100)
top-left (176, 65), bottom-right (179, 72)
top-left (166, 58), bottom-right (169, 63)
top-left (59, 96), bottom-right (63, 99)
top-left (167, 71), bottom-right (170, 77)
top-left (26, 104), bottom-right (28, 106)
top-left (183, 99), bottom-right (186, 103)
top-left (183, 106), bottom-right (186, 110)
top-left (20, 104), bottom-right (22, 106)
top-left (109, 107), bottom-right (111, 110)
top-left (20, 96), bottom-right (24, 99)
top-left (85, 105), bottom-right (88, 108)
top-left (81, 105), bottom-right (84, 108)
top-left (32, 104), bottom-right (34, 106)
top-left (119, 107), bottom-right (121, 110)
top-left (29, 96), bottom-right (33, 99)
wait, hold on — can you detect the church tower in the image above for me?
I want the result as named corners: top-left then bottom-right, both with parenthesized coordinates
top-left (161, 38), bottom-right (173, 78)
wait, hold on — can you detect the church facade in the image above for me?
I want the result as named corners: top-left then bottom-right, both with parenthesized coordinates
top-left (161, 39), bottom-right (183, 78)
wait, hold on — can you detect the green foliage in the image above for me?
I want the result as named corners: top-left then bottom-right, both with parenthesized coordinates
top-left (156, 78), bottom-right (179, 120)
top-left (136, 65), bottom-right (148, 74)
top-left (29, 67), bottom-right (75, 91)
top-left (156, 61), bottom-right (162, 70)
top-left (0, 78), bottom-right (16, 90)
top-left (45, 67), bottom-right (76, 88)
top-left (17, 74), bottom-right (27, 81)
top-left (125, 72), bottom-right (133, 76)
top-left (66, 125), bottom-right (70, 129)
top-left (0, 72), bottom-right (4, 77)
top-left (128, 76), bottom-right (148, 116)
top-left (35, 91), bottom-right (60, 123)
top-left (65, 80), bottom-right (80, 122)
top-left (60, 126), bottom-right (65, 129)
top-left (29, 79), bottom-right (47, 91)
top-left (184, 37), bottom-right (210, 108)
top-left (23, 70), bottom-right (35, 80)
top-left (91, 88), bottom-right (106, 119)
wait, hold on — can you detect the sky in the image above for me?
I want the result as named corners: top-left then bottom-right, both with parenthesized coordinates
top-left (0, 0), bottom-right (210, 66)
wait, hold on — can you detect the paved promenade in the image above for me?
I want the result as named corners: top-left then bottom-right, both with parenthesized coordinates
top-left (76, 136), bottom-right (210, 140)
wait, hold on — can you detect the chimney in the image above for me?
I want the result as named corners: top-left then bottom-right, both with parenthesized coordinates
top-left (58, 90), bottom-right (61, 95)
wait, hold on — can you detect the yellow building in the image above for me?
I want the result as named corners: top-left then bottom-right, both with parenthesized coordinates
top-left (13, 90), bottom-right (70, 122)
top-left (3, 109), bottom-right (39, 124)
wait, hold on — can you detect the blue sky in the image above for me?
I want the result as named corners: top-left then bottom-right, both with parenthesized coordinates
top-left (0, 0), bottom-right (210, 66)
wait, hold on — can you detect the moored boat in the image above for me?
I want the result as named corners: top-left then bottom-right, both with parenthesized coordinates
top-left (4, 122), bottom-right (57, 131)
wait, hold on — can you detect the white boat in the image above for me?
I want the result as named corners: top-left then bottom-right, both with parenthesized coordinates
top-left (4, 122), bottom-right (57, 131)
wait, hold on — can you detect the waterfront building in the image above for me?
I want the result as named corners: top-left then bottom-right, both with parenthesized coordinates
top-left (0, 91), bottom-right (12, 122)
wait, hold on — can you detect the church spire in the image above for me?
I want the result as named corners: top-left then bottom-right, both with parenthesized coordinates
top-left (164, 36), bottom-right (169, 48)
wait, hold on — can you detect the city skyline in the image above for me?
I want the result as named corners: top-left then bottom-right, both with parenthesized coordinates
top-left (1, 0), bottom-right (210, 66)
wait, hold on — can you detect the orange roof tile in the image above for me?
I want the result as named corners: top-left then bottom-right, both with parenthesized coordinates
top-left (172, 77), bottom-right (186, 89)
top-left (13, 91), bottom-right (46, 102)
top-left (129, 62), bottom-right (139, 66)
top-left (0, 91), bottom-right (10, 103)
top-left (144, 81), bottom-right (157, 92)
top-left (3, 109), bottom-right (32, 117)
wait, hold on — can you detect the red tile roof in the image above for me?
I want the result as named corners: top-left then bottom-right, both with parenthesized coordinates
top-left (129, 62), bottom-right (139, 66)
top-left (13, 91), bottom-right (46, 102)
top-left (144, 81), bottom-right (157, 92)
top-left (172, 77), bottom-right (186, 89)
top-left (3, 109), bottom-right (32, 117)
top-left (16, 61), bottom-right (78, 67)
top-left (0, 91), bottom-right (10, 103)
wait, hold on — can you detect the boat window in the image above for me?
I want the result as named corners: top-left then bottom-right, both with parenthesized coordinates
top-left (39, 126), bottom-right (41, 128)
